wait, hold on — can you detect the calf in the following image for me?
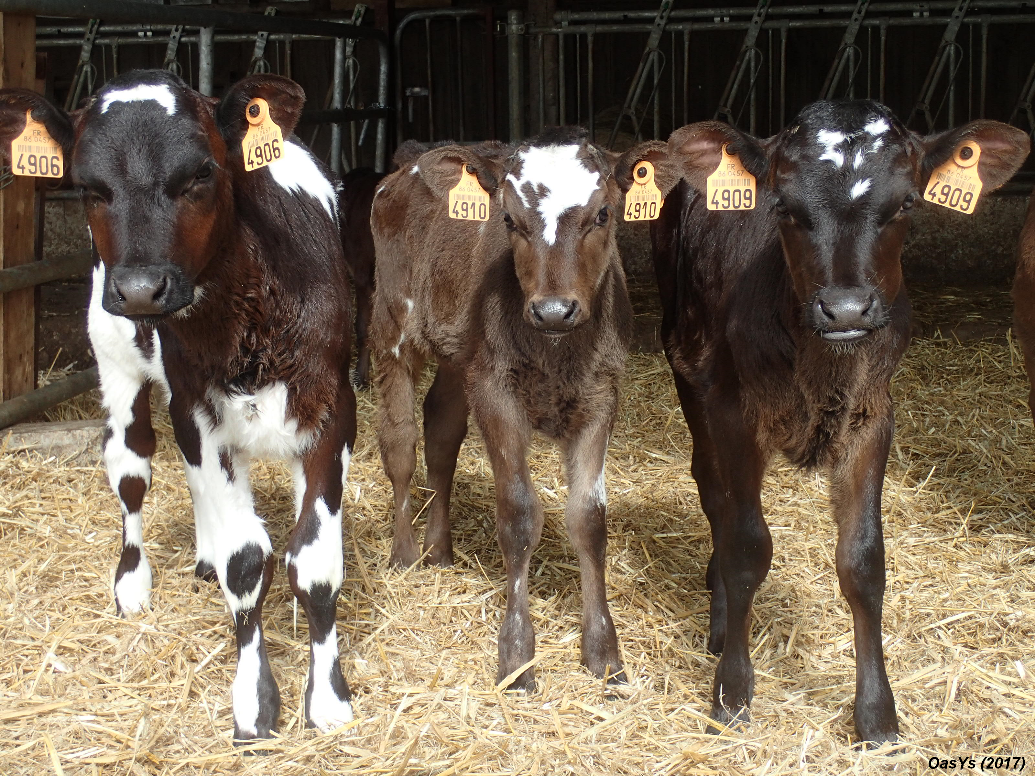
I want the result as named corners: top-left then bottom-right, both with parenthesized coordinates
top-left (339, 167), bottom-right (386, 390)
top-left (1012, 187), bottom-right (1035, 411)
top-left (0, 71), bottom-right (358, 741)
top-left (371, 128), bottom-right (643, 689)
top-left (636, 102), bottom-right (1027, 742)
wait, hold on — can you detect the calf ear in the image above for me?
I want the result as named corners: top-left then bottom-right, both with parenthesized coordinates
top-left (416, 144), bottom-right (505, 199)
top-left (215, 75), bottom-right (305, 148)
top-left (920, 120), bottom-right (1030, 193)
top-left (0, 89), bottom-right (74, 163)
top-left (616, 141), bottom-right (682, 198)
top-left (666, 121), bottom-right (769, 192)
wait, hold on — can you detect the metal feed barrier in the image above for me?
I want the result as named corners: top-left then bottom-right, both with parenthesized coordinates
top-left (0, 0), bottom-right (390, 430)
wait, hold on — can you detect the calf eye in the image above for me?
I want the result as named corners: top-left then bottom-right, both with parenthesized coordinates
top-left (774, 199), bottom-right (790, 218)
top-left (194, 163), bottom-right (213, 182)
top-left (595, 206), bottom-right (610, 226)
top-left (900, 192), bottom-right (916, 212)
top-left (502, 211), bottom-right (515, 230)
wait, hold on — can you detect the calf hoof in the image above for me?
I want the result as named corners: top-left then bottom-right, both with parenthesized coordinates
top-left (497, 666), bottom-right (536, 694)
top-left (389, 536), bottom-right (420, 569)
top-left (854, 703), bottom-right (899, 746)
top-left (306, 665), bottom-right (355, 733)
top-left (706, 703), bottom-right (750, 735)
top-left (422, 544), bottom-right (454, 568)
top-left (194, 560), bottom-right (218, 583)
top-left (706, 629), bottom-right (725, 655)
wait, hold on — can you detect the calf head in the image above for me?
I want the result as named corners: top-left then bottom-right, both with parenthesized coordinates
top-left (652, 101), bottom-right (1029, 344)
top-left (417, 128), bottom-right (622, 334)
top-left (0, 71), bottom-right (306, 323)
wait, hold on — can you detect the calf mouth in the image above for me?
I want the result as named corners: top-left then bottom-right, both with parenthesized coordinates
top-left (820, 328), bottom-right (870, 343)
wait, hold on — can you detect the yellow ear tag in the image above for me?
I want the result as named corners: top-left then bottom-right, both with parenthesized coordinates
top-left (923, 141), bottom-right (982, 214)
top-left (624, 160), bottom-right (663, 221)
top-left (11, 110), bottom-right (63, 178)
top-left (448, 164), bottom-right (489, 221)
top-left (706, 144), bottom-right (756, 211)
top-left (242, 98), bottom-right (284, 172)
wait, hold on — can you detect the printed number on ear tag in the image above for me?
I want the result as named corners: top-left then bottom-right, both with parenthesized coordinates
top-left (706, 144), bottom-right (755, 211)
top-left (11, 110), bottom-right (63, 178)
top-left (448, 164), bottom-right (489, 221)
top-left (624, 161), bottom-right (662, 221)
top-left (924, 141), bottom-right (982, 214)
top-left (242, 98), bottom-right (284, 172)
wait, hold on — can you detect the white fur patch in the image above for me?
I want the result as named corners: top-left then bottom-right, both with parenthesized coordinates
top-left (268, 140), bottom-right (337, 219)
top-left (850, 179), bottom-right (872, 200)
top-left (865, 118), bottom-right (890, 135)
top-left (816, 130), bottom-right (847, 168)
top-left (211, 382), bottom-right (313, 460)
top-left (232, 629), bottom-right (263, 738)
top-left (101, 84), bottom-right (177, 116)
top-left (590, 464), bottom-right (607, 508)
top-left (286, 498), bottom-right (344, 594)
top-left (114, 555), bottom-right (153, 613)
top-left (308, 631), bottom-right (354, 732)
top-left (506, 145), bottom-right (601, 245)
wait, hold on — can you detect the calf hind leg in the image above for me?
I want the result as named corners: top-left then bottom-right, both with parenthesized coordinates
top-left (421, 362), bottom-right (468, 566)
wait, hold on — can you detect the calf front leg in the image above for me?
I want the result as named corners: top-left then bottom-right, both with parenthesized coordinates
top-left (477, 400), bottom-right (541, 691)
top-left (562, 419), bottom-right (624, 683)
top-left (421, 362), bottom-right (468, 566)
top-left (706, 390), bottom-right (771, 730)
top-left (287, 386), bottom-right (357, 732)
top-left (173, 402), bottom-right (280, 741)
top-left (830, 406), bottom-right (899, 744)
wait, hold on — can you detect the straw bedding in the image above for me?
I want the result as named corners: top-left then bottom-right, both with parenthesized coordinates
top-left (2, 327), bottom-right (1034, 774)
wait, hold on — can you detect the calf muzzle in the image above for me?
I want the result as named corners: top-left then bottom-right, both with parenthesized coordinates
top-left (528, 296), bottom-right (581, 333)
top-left (104, 265), bottom-right (195, 319)
top-left (810, 286), bottom-right (887, 343)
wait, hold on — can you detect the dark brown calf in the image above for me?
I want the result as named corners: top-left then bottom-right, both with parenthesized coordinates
top-left (1012, 187), bottom-right (1035, 411)
top-left (340, 167), bottom-right (386, 389)
top-left (638, 101), bottom-right (1028, 742)
top-left (371, 128), bottom-right (644, 689)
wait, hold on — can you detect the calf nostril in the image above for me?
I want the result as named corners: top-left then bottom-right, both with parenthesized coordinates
top-left (152, 276), bottom-right (168, 302)
top-left (563, 301), bottom-right (579, 322)
top-left (818, 299), bottom-right (836, 321)
top-left (530, 302), bottom-right (544, 323)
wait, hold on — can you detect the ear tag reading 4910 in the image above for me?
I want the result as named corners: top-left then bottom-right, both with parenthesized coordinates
top-left (706, 144), bottom-right (755, 211)
top-left (448, 164), bottom-right (489, 221)
top-left (624, 160), bottom-right (662, 221)
top-left (11, 110), bottom-right (63, 178)
top-left (924, 141), bottom-right (982, 214)
top-left (242, 97), bottom-right (283, 172)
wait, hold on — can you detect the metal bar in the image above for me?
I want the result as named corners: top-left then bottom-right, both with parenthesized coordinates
top-left (161, 24), bottom-right (183, 72)
top-left (980, 16), bottom-right (989, 116)
top-left (588, 32), bottom-right (595, 141)
top-left (0, 251), bottom-right (92, 295)
top-left (682, 26), bottom-right (690, 126)
top-left (330, 36), bottom-right (345, 174)
top-left (64, 18), bottom-right (99, 112)
top-left (484, 8), bottom-right (496, 141)
top-left (508, 10), bottom-right (524, 143)
top-left (248, 6), bottom-right (276, 74)
top-left (425, 18), bottom-right (434, 141)
top-left (455, 16), bottom-right (465, 142)
top-left (908, 0), bottom-right (973, 131)
top-left (198, 26), bottom-right (214, 96)
top-left (2, 0), bottom-right (383, 40)
top-left (0, 367), bottom-right (99, 430)
top-left (714, 0), bottom-right (772, 123)
top-left (879, 19), bottom-right (887, 102)
top-left (558, 30), bottom-right (566, 126)
top-left (537, 33), bottom-right (545, 133)
top-left (820, 0), bottom-right (870, 99)
top-left (780, 23), bottom-right (787, 127)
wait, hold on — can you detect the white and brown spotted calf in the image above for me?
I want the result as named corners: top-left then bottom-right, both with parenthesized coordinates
top-left (371, 129), bottom-right (649, 690)
top-left (0, 71), bottom-right (358, 741)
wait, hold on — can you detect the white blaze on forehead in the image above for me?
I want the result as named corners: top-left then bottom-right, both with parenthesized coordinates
top-left (506, 144), bottom-right (601, 245)
top-left (850, 178), bottom-right (872, 200)
top-left (865, 118), bottom-right (890, 135)
top-left (101, 84), bottom-right (177, 116)
top-left (816, 130), bottom-right (847, 168)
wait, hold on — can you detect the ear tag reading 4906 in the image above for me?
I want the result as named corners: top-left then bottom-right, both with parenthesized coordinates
top-left (624, 160), bottom-right (662, 221)
top-left (11, 110), bottom-right (63, 178)
top-left (448, 164), bottom-right (489, 221)
top-left (924, 141), bottom-right (982, 214)
top-left (242, 98), bottom-right (283, 172)
top-left (707, 144), bottom-right (755, 211)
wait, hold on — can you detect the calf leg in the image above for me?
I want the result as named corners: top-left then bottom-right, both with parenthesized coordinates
top-left (830, 407), bottom-right (899, 744)
top-left (562, 420), bottom-right (624, 683)
top-left (377, 350), bottom-right (424, 567)
top-left (105, 383), bottom-right (157, 614)
top-left (476, 398), bottom-right (541, 691)
top-left (673, 370), bottom-right (729, 655)
top-left (705, 390), bottom-right (771, 729)
top-left (173, 402), bottom-right (280, 741)
top-left (287, 385), bottom-right (357, 732)
top-left (421, 362), bottom-right (468, 566)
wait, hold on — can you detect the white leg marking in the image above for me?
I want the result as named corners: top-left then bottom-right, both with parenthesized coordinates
top-left (307, 629), bottom-right (354, 732)
top-left (285, 498), bottom-right (344, 594)
top-left (232, 629), bottom-right (262, 739)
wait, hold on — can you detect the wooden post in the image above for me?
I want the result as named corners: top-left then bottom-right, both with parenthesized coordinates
top-left (0, 12), bottom-right (36, 403)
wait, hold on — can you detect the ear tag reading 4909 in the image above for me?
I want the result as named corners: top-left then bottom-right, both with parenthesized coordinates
top-left (706, 144), bottom-right (755, 211)
top-left (924, 141), bottom-right (982, 214)
top-left (624, 161), bottom-right (662, 221)
top-left (242, 98), bottom-right (283, 172)
top-left (448, 164), bottom-right (489, 221)
top-left (11, 110), bottom-right (63, 178)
